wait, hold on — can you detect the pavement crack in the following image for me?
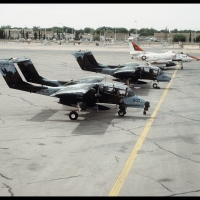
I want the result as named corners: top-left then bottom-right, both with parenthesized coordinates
top-left (115, 156), bottom-right (119, 162)
top-left (170, 189), bottom-right (200, 196)
top-left (27, 175), bottom-right (82, 184)
top-left (95, 119), bottom-right (138, 136)
top-left (3, 94), bottom-right (56, 113)
top-left (135, 172), bottom-right (172, 192)
top-left (0, 118), bottom-right (5, 124)
top-left (17, 158), bottom-right (31, 160)
top-left (151, 141), bottom-right (200, 164)
top-left (172, 88), bottom-right (195, 96)
top-left (0, 173), bottom-right (12, 180)
top-left (2, 183), bottom-right (14, 196)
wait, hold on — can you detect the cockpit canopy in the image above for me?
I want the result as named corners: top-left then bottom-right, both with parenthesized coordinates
top-left (98, 82), bottom-right (135, 97)
top-left (137, 66), bottom-right (164, 75)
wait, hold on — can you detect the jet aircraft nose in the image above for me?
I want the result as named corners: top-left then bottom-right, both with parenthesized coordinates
top-left (156, 74), bottom-right (171, 82)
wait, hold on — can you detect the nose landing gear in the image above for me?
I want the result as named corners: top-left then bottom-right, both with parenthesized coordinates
top-left (152, 82), bottom-right (160, 89)
top-left (118, 103), bottom-right (127, 117)
top-left (143, 101), bottom-right (150, 115)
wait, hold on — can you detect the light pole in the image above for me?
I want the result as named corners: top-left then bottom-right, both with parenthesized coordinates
top-left (24, 25), bottom-right (26, 40)
top-left (114, 28), bottom-right (116, 43)
top-left (58, 23), bottom-right (65, 40)
top-left (135, 21), bottom-right (137, 44)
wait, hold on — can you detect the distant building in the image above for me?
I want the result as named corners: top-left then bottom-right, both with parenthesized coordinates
top-left (4, 28), bottom-right (33, 39)
top-left (154, 32), bottom-right (199, 42)
top-left (81, 33), bottom-right (93, 41)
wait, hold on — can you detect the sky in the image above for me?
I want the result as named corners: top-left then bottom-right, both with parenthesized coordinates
top-left (1, 4), bottom-right (200, 31)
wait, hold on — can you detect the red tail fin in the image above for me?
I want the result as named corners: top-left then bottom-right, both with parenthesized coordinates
top-left (132, 42), bottom-right (144, 52)
top-left (188, 54), bottom-right (200, 61)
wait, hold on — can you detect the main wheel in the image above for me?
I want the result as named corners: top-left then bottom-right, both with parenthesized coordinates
top-left (69, 111), bottom-right (78, 120)
top-left (118, 109), bottom-right (125, 117)
top-left (153, 83), bottom-right (157, 88)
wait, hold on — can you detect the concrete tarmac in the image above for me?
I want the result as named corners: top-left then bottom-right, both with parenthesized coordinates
top-left (0, 42), bottom-right (200, 196)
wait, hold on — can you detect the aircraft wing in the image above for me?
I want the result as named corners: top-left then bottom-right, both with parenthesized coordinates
top-left (50, 83), bottom-right (95, 98)
top-left (114, 68), bottom-right (136, 74)
top-left (150, 60), bottom-right (172, 64)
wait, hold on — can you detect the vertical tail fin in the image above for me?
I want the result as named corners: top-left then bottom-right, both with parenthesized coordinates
top-left (0, 59), bottom-right (47, 92)
top-left (84, 51), bottom-right (99, 67)
top-left (71, 50), bottom-right (100, 72)
top-left (14, 57), bottom-right (41, 82)
top-left (129, 41), bottom-right (144, 52)
top-left (10, 57), bottom-right (66, 86)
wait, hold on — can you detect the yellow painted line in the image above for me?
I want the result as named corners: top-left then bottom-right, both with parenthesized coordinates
top-left (108, 65), bottom-right (179, 196)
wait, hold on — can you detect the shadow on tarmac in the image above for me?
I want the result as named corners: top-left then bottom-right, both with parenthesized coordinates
top-left (27, 108), bottom-right (149, 135)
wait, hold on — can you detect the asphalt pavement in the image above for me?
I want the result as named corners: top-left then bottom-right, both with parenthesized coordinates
top-left (0, 42), bottom-right (200, 196)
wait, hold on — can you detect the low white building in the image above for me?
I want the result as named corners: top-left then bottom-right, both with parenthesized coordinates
top-left (4, 28), bottom-right (33, 39)
top-left (81, 33), bottom-right (93, 41)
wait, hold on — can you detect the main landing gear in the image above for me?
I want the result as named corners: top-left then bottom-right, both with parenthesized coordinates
top-left (69, 102), bottom-right (81, 120)
top-left (179, 61), bottom-right (183, 70)
top-left (152, 81), bottom-right (160, 89)
top-left (118, 103), bottom-right (127, 117)
top-left (69, 111), bottom-right (79, 120)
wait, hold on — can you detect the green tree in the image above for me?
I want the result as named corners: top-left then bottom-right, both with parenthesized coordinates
top-left (172, 34), bottom-right (186, 42)
top-left (84, 27), bottom-right (91, 33)
top-left (0, 25), bottom-right (12, 30)
top-left (34, 32), bottom-right (37, 40)
top-left (189, 30), bottom-right (191, 42)
top-left (26, 31), bottom-right (28, 39)
top-left (74, 30), bottom-right (80, 40)
top-left (170, 29), bottom-right (178, 33)
top-left (33, 26), bottom-right (40, 31)
top-left (196, 35), bottom-right (200, 42)
top-left (93, 35), bottom-right (100, 41)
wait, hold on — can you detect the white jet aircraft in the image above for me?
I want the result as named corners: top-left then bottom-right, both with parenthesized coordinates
top-left (128, 38), bottom-right (200, 69)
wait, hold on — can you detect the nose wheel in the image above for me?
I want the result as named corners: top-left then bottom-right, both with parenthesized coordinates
top-left (118, 103), bottom-right (127, 117)
top-left (152, 82), bottom-right (160, 89)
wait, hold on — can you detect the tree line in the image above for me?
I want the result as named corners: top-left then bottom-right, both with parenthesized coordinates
top-left (1, 25), bottom-right (200, 42)
top-left (1, 25), bottom-right (200, 35)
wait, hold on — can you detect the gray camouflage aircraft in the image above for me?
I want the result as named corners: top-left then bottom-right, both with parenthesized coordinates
top-left (0, 57), bottom-right (150, 120)
top-left (71, 50), bottom-right (171, 89)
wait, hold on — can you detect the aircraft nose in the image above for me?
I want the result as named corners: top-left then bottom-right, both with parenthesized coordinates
top-left (157, 74), bottom-right (171, 82)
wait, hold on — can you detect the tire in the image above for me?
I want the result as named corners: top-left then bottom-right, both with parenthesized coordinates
top-left (69, 111), bottom-right (78, 120)
top-left (118, 109), bottom-right (125, 117)
top-left (141, 55), bottom-right (146, 60)
top-left (153, 83), bottom-right (157, 88)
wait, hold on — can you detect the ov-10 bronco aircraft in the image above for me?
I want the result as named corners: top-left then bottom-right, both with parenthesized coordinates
top-left (128, 40), bottom-right (200, 69)
top-left (71, 50), bottom-right (171, 89)
top-left (0, 57), bottom-right (150, 120)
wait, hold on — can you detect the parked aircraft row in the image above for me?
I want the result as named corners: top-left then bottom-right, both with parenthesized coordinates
top-left (0, 57), bottom-right (150, 120)
top-left (71, 50), bottom-right (171, 89)
top-left (1, 40), bottom-right (199, 120)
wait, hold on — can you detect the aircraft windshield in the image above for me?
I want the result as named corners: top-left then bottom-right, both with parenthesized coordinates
top-left (149, 68), bottom-right (159, 75)
top-left (100, 84), bottom-right (135, 97)
top-left (158, 69), bottom-right (164, 75)
top-left (126, 89), bottom-right (135, 97)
